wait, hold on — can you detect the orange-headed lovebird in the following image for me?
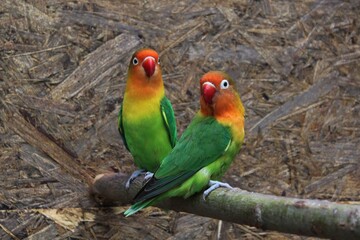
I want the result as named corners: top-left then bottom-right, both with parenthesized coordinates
top-left (124, 71), bottom-right (245, 216)
top-left (119, 48), bottom-right (177, 189)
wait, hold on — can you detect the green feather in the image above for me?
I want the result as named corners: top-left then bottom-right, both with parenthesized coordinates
top-left (124, 199), bottom-right (156, 217)
top-left (160, 97), bottom-right (177, 147)
top-left (118, 103), bottom-right (129, 151)
top-left (119, 96), bottom-right (177, 172)
top-left (155, 117), bottom-right (231, 178)
top-left (132, 115), bottom-right (231, 203)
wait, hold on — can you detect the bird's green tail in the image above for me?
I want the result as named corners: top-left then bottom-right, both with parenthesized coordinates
top-left (124, 199), bottom-right (155, 217)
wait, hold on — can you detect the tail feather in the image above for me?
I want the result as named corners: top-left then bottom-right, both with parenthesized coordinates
top-left (124, 199), bottom-right (155, 217)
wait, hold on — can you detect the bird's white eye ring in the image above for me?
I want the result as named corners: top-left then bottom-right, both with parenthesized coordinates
top-left (220, 79), bottom-right (229, 89)
top-left (132, 57), bottom-right (139, 65)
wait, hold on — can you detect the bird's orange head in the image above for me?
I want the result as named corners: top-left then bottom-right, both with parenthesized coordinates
top-left (199, 71), bottom-right (245, 122)
top-left (128, 48), bottom-right (161, 78)
top-left (126, 48), bottom-right (164, 99)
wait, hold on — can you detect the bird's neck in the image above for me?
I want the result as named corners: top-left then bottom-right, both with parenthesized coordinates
top-left (125, 73), bottom-right (165, 102)
top-left (200, 94), bottom-right (245, 144)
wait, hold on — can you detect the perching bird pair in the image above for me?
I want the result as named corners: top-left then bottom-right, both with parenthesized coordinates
top-left (118, 48), bottom-right (245, 217)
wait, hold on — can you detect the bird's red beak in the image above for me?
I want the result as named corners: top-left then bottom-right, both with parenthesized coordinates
top-left (142, 57), bottom-right (156, 78)
top-left (202, 82), bottom-right (216, 104)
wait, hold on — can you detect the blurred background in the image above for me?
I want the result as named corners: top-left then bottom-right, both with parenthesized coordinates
top-left (0, 0), bottom-right (359, 239)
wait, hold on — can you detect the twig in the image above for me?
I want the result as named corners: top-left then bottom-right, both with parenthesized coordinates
top-left (0, 223), bottom-right (20, 240)
top-left (90, 172), bottom-right (360, 240)
top-left (249, 71), bottom-right (339, 134)
top-left (160, 21), bottom-right (205, 57)
top-left (3, 45), bottom-right (71, 58)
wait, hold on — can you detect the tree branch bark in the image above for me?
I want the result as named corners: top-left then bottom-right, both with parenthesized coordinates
top-left (90, 172), bottom-right (360, 240)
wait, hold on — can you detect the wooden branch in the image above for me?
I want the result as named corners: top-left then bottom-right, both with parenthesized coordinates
top-left (90, 172), bottom-right (360, 240)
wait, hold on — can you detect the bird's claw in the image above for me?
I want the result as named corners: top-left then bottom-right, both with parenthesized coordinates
top-left (125, 169), bottom-right (146, 189)
top-left (203, 180), bottom-right (233, 200)
top-left (143, 172), bottom-right (154, 183)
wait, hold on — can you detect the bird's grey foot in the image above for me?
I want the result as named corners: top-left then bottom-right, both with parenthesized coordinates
top-left (125, 169), bottom-right (146, 189)
top-left (143, 172), bottom-right (154, 183)
top-left (203, 180), bottom-right (233, 200)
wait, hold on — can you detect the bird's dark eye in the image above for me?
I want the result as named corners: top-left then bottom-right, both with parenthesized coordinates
top-left (157, 58), bottom-right (161, 65)
top-left (220, 79), bottom-right (229, 89)
top-left (132, 57), bottom-right (139, 65)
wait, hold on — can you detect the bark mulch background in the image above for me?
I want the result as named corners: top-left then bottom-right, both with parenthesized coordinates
top-left (0, 0), bottom-right (359, 239)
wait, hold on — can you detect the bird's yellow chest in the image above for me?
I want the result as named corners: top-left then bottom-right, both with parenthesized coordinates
top-left (123, 97), bottom-right (160, 122)
top-left (123, 95), bottom-right (160, 122)
top-left (122, 78), bottom-right (164, 122)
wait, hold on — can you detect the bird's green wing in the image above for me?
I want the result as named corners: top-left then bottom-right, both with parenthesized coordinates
top-left (134, 116), bottom-right (231, 202)
top-left (160, 97), bottom-right (177, 147)
top-left (118, 103), bottom-right (130, 151)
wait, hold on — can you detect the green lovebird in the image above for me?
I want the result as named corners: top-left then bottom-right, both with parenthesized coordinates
top-left (118, 48), bottom-right (177, 189)
top-left (124, 71), bottom-right (245, 217)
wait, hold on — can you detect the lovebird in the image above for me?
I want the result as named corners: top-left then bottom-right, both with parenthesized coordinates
top-left (124, 71), bottom-right (245, 217)
top-left (119, 48), bottom-right (177, 189)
